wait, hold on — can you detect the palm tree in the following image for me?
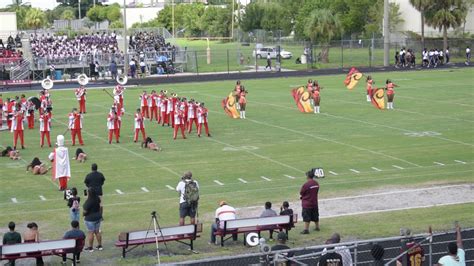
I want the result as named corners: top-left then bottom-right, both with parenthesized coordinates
top-left (408, 0), bottom-right (432, 48)
top-left (304, 9), bottom-right (342, 63)
top-left (24, 8), bottom-right (46, 32)
top-left (425, 0), bottom-right (469, 54)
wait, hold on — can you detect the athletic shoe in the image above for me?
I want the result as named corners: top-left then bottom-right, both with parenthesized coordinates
top-left (96, 245), bottom-right (103, 251)
top-left (314, 227), bottom-right (320, 231)
top-left (84, 247), bottom-right (94, 252)
top-left (300, 230), bottom-right (309, 234)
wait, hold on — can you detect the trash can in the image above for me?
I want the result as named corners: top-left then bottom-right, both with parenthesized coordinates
top-left (301, 55), bottom-right (307, 64)
top-left (55, 70), bottom-right (62, 80)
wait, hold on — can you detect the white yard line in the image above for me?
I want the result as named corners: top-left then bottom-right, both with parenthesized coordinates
top-left (39, 195), bottom-right (46, 201)
top-left (214, 180), bottom-right (224, 186)
top-left (371, 167), bottom-right (382, 172)
top-left (392, 165), bottom-right (404, 170)
top-left (141, 187), bottom-right (150, 192)
top-left (238, 178), bottom-right (248, 184)
top-left (434, 162), bottom-right (445, 166)
top-left (329, 171), bottom-right (339, 176)
top-left (455, 160), bottom-right (467, 164)
top-left (166, 185), bottom-right (175, 190)
top-left (115, 189), bottom-right (124, 195)
top-left (260, 176), bottom-right (272, 181)
top-left (11, 198), bottom-right (18, 203)
top-left (350, 169), bottom-right (360, 174)
top-left (284, 175), bottom-right (296, 179)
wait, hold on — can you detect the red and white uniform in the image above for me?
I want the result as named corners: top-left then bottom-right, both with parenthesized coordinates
top-left (197, 106), bottom-right (210, 137)
top-left (26, 100), bottom-right (35, 129)
top-left (11, 110), bottom-right (25, 148)
top-left (160, 97), bottom-right (169, 126)
top-left (75, 87), bottom-right (86, 113)
top-left (68, 112), bottom-right (84, 145)
top-left (173, 108), bottom-right (186, 139)
top-left (366, 80), bottom-right (374, 102)
top-left (48, 135), bottom-right (71, 190)
top-left (41, 98), bottom-right (52, 116)
top-left (140, 92), bottom-right (150, 118)
top-left (39, 112), bottom-right (52, 147)
top-left (150, 92), bottom-right (160, 122)
top-left (167, 97), bottom-right (174, 127)
top-left (6, 100), bottom-right (16, 129)
top-left (113, 85), bottom-right (125, 107)
top-left (187, 102), bottom-right (198, 133)
top-left (134, 112), bottom-right (146, 142)
top-left (107, 112), bottom-right (121, 143)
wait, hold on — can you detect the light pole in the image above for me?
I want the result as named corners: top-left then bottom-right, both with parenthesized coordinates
top-left (172, 0), bottom-right (175, 38)
top-left (78, 0), bottom-right (81, 19)
top-left (383, 0), bottom-right (390, 67)
top-left (123, 0), bottom-right (129, 76)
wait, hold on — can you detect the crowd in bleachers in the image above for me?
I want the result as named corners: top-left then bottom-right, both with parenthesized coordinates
top-left (129, 31), bottom-right (173, 54)
top-left (0, 35), bottom-right (23, 63)
top-left (30, 32), bottom-right (122, 66)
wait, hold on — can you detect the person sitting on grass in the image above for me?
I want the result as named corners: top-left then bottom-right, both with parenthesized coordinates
top-left (73, 148), bottom-right (87, 163)
top-left (141, 137), bottom-right (161, 151)
top-left (26, 157), bottom-right (49, 175)
top-left (1, 146), bottom-right (21, 160)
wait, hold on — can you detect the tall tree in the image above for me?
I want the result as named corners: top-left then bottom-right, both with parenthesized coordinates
top-left (425, 0), bottom-right (469, 54)
top-left (408, 0), bottom-right (431, 48)
top-left (304, 9), bottom-right (342, 63)
top-left (24, 8), bottom-right (46, 31)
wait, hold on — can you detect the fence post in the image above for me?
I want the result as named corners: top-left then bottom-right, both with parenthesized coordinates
top-left (341, 38), bottom-right (344, 69)
top-left (429, 233), bottom-right (433, 266)
top-left (227, 49), bottom-right (230, 74)
top-left (354, 242), bottom-right (358, 265)
top-left (255, 48), bottom-right (258, 73)
top-left (194, 51), bottom-right (199, 75)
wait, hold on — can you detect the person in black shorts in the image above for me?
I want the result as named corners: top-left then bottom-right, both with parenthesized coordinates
top-left (300, 169), bottom-right (320, 234)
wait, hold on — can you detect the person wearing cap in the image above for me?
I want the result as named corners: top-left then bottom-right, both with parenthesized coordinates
top-left (325, 233), bottom-right (353, 266)
top-left (210, 201), bottom-right (237, 245)
top-left (438, 223), bottom-right (465, 266)
top-left (300, 169), bottom-right (320, 234)
top-left (269, 231), bottom-right (294, 266)
top-left (48, 135), bottom-right (71, 191)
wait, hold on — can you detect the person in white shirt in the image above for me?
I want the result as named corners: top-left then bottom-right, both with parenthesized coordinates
top-left (175, 171), bottom-right (199, 226)
top-left (210, 201), bottom-right (237, 245)
top-left (438, 223), bottom-right (465, 266)
top-left (465, 46), bottom-right (471, 65)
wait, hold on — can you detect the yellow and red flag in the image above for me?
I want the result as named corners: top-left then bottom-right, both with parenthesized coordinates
top-left (291, 86), bottom-right (313, 113)
top-left (371, 88), bottom-right (385, 109)
top-left (221, 92), bottom-right (240, 119)
top-left (344, 67), bottom-right (363, 90)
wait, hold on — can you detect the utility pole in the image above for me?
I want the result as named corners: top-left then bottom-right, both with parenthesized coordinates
top-left (123, 0), bottom-right (129, 76)
top-left (383, 0), bottom-right (390, 67)
top-left (172, 0), bottom-right (175, 38)
top-left (78, 0), bottom-right (81, 19)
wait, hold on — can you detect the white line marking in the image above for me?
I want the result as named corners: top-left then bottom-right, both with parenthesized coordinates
top-left (434, 162), bottom-right (445, 166)
top-left (261, 176), bottom-right (272, 181)
top-left (350, 169), bottom-right (360, 174)
top-left (11, 198), bottom-right (18, 203)
top-left (141, 187), bottom-right (150, 192)
top-left (115, 189), bottom-right (124, 195)
top-left (214, 180), bottom-right (224, 186)
top-left (238, 178), bottom-right (248, 184)
top-left (392, 165), bottom-right (404, 170)
top-left (329, 171), bottom-right (338, 176)
top-left (454, 160), bottom-right (467, 164)
top-left (284, 175), bottom-right (296, 179)
top-left (166, 185), bottom-right (174, 190)
top-left (39, 195), bottom-right (46, 201)
top-left (371, 167), bottom-right (382, 172)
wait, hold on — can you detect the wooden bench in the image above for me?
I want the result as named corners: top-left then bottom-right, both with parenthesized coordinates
top-left (0, 239), bottom-right (78, 265)
top-left (115, 223), bottom-right (202, 258)
top-left (214, 214), bottom-right (297, 246)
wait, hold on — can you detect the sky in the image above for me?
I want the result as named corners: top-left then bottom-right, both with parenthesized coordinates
top-left (0, 0), bottom-right (126, 10)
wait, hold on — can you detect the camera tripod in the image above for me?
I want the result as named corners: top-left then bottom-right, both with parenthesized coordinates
top-left (143, 211), bottom-right (170, 265)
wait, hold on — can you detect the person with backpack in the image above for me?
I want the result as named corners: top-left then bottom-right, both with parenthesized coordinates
top-left (67, 187), bottom-right (81, 222)
top-left (175, 171), bottom-right (199, 226)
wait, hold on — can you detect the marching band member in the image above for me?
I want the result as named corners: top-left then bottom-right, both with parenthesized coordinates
top-left (26, 98), bottom-right (35, 129)
top-left (75, 85), bottom-right (87, 114)
top-left (385, 79), bottom-right (398, 110)
top-left (239, 87), bottom-right (248, 119)
top-left (307, 79), bottom-right (313, 93)
top-left (150, 90), bottom-right (159, 122)
top-left (366, 76), bottom-right (374, 102)
top-left (6, 98), bottom-right (16, 130)
top-left (112, 98), bottom-right (124, 137)
top-left (312, 85), bottom-right (321, 114)
top-left (181, 98), bottom-right (188, 129)
top-left (234, 80), bottom-right (242, 110)
top-left (11, 103), bottom-right (25, 149)
top-left (113, 84), bottom-right (125, 107)
top-left (197, 102), bottom-right (211, 137)
top-left (39, 110), bottom-right (52, 147)
top-left (187, 99), bottom-right (198, 133)
top-left (69, 108), bottom-right (84, 146)
top-left (168, 93), bottom-right (177, 127)
top-left (139, 90), bottom-right (150, 119)
top-left (173, 105), bottom-right (187, 140)
top-left (20, 95), bottom-right (28, 111)
top-left (41, 96), bottom-right (53, 116)
top-left (49, 135), bottom-right (71, 191)
top-left (160, 94), bottom-right (169, 126)
top-left (107, 107), bottom-right (120, 144)
top-left (134, 108), bottom-right (147, 143)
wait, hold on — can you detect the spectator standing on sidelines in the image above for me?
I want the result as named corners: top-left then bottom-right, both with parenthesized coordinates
top-left (67, 187), bottom-right (81, 222)
top-left (300, 169), bottom-right (320, 234)
top-left (84, 163), bottom-right (105, 204)
top-left (210, 201), bottom-right (237, 245)
top-left (83, 187), bottom-right (103, 252)
top-left (2, 221), bottom-right (22, 266)
top-left (445, 47), bottom-right (450, 64)
top-left (110, 61), bottom-right (118, 80)
top-left (62, 221), bottom-right (86, 264)
top-left (466, 46), bottom-right (471, 65)
top-left (438, 223), bottom-right (465, 266)
top-left (176, 171), bottom-right (199, 225)
top-left (265, 53), bottom-right (272, 70)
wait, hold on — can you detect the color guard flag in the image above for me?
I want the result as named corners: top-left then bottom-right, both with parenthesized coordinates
top-left (371, 88), bottom-right (385, 109)
top-left (344, 67), bottom-right (363, 90)
top-left (221, 92), bottom-right (240, 118)
top-left (291, 86), bottom-right (313, 113)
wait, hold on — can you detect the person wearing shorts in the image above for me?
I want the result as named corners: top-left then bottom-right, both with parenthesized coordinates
top-left (83, 187), bottom-right (103, 252)
top-left (176, 171), bottom-right (199, 225)
top-left (300, 169), bottom-right (320, 234)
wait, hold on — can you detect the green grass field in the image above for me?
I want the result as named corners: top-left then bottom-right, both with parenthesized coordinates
top-left (0, 68), bottom-right (473, 264)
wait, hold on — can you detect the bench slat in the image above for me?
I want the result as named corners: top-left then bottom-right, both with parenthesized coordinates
top-left (1, 239), bottom-right (76, 255)
top-left (226, 215), bottom-right (290, 230)
top-left (127, 224), bottom-right (196, 241)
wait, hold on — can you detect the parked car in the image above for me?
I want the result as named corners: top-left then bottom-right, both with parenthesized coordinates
top-left (252, 47), bottom-right (292, 59)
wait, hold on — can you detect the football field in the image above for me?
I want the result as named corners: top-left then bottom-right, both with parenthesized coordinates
top-left (0, 68), bottom-right (473, 264)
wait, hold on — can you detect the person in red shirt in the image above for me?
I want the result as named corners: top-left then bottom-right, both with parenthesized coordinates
top-left (385, 79), bottom-right (398, 110)
top-left (39, 110), bottom-right (52, 147)
top-left (173, 106), bottom-right (187, 140)
top-left (26, 98), bottom-right (35, 129)
top-left (6, 98), bottom-right (16, 129)
top-left (113, 84), bottom-right (125, 107)
top-left (150, 90), bottom-right (159, 122)
top-left (139, 90), bottom-right (150, 118)
top-left (239, 87), bottom-right (247, 119)
top-left (11, 103), bottom-right (25, 150)
top-left (300, 169), bottom-right (320, 234)
top-left (397, 231), bottom-right (425, 266)
top-left (366, 76), bottom-right (374, 102)
top-left (187, 99), bottom-right (198, 133)
top-left (197, 102), bottom-right (211, 137)
top-left (134, 108), bottom-right (146, 142)
top-left (75, 85), bottom-right (87, 114)
top-left (169, 93), bottom-right (178, 127)
top-left (69, 108), bottom-right (84, 146)
top-left (160, 94), bottom-right (169, 126)
top-left (107, 107), bottom-right (121, 144)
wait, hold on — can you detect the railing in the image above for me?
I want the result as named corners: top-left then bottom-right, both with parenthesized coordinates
top-left (10, 59), bottom-right (30, 80)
